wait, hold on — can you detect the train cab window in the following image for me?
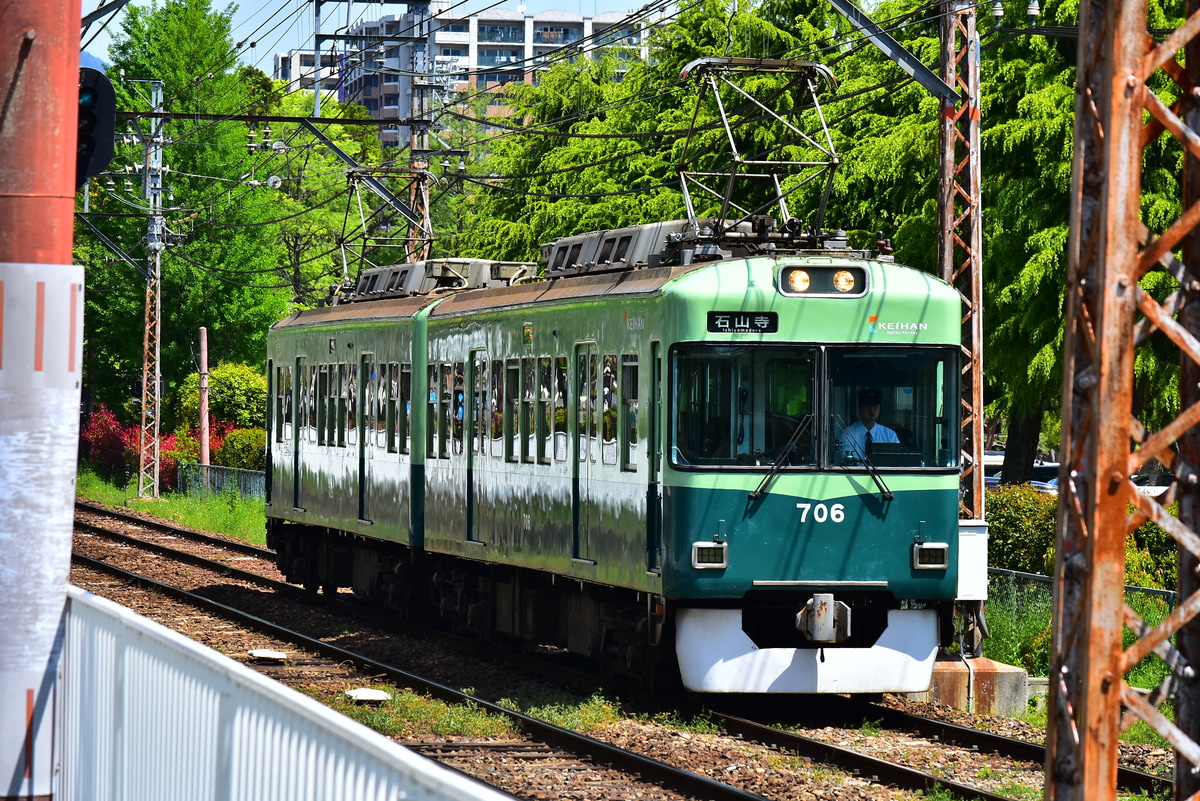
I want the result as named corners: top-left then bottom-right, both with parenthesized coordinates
top-left (601, 354), bottom-right (618, 465)
top-left (537, 357), bottom-right (552, 464)
top-left (621, 355), bottom-right (638, 471)
top-left (670, 346), bottom-right (815, 468)
top-left (826, 348), bottom-right (959, 469)
top-left (275, 365), bottom-right (292, 443)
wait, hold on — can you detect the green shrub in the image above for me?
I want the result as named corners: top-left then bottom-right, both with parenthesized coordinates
top-left (177, 363), bottom-right (267, 429)
top-left (985, 484), bottom-right (1058, 573)
top-left (214, 428), bottom-right (266, 471)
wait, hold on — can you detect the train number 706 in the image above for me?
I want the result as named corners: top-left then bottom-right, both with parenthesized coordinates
top-left (795, 503), bottom-right (845, 523)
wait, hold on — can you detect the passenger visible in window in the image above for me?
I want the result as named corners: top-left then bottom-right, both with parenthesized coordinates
top-left (840, 387), bottom-right (898, 461)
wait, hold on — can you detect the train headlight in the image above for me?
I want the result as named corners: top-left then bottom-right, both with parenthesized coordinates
top-left (912, 542), bottom-right (950, 570)
top-left (779, 265), bottom-right (867, 297)
top-left (785, 269), bottom-right (811, 293)
top-left (692, 541), bottom-right (728, 569)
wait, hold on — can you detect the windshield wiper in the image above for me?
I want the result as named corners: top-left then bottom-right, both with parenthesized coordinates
top-left (749, 414), bottom-right (813, 500)
top-left (833, 414), bottom-right (894, 502)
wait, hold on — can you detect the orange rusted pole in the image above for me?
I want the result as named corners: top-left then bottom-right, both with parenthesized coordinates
top-left (1048, 1), bottom-right (1146, 798)
top-left (0, 1), bottom-right (85, 798)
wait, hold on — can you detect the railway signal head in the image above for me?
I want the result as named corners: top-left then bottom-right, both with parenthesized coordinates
top-left (77, 68), bottom-right (116, 189)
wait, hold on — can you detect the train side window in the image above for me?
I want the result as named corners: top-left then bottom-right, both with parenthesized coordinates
top-left (537, 357), bottom-right (552, 465)
top-left (452, 361), bottom-right (465, 455)
top-left (426, 365), bottom-right (438, 457)
top-left (439, 363), bottom-right (453, 459)
top-left (399, 363), bottom-right (412, 454)
top-left (305, 365), bottom-right (317, 442)
top-left (472, 353), bottom-right (488, 456)
top-left (373, 361), bottom-right (387, 448)
top-left (490, 360), bottom-right (504, 458)
top-left (601, 354), bottom-right (618, 465)
top-left (554, 357), bottom-right (568, 461)
top-left (621, 355), bottom-right (638, 471)
top-left (361, 358), bottom-right (377, 448)
top-left (522, 357), bottom-right (535, 463)
top-left (316, 366), bottom-right (328, 445)
top-left (505, 359), bottom-right (520, 462)
top-left (577, 349), bottom-right (597, 463)
top-left (274, 365), bottom-right (287, 443)
top-left (296, 361), bottom-right (308, 443)
top-left (385, 363), bottom-right (399, 453)
top-left (345, 364), bottom-right (358, 447)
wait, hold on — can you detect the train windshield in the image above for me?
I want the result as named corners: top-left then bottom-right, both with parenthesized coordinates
top-left (670, 345), bottom-right (958, 470)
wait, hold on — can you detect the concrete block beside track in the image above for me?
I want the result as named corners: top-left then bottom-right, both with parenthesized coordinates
top-left (903, 657), bottom-right (1029, 717)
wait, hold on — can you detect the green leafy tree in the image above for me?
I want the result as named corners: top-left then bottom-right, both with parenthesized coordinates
top-left (176, 362), bottom-right (267, 429)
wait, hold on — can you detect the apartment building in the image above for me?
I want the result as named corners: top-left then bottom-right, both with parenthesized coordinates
top-left (274, 3), bottom-right (651, 147)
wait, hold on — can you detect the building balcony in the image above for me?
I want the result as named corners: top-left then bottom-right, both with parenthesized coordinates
top-left (533, 29), bottom-right (581, 45)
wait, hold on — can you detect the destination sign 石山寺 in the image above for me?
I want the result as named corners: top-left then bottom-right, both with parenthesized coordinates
top-left (707, 311), bottom-right (778, 334)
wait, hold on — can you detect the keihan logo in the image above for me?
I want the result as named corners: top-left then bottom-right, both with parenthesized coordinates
top-left (868, 315), bottom-right (928, 334)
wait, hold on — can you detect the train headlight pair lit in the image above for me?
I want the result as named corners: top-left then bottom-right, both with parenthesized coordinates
top-left (692, 541), bottom-right (728, 569)
top-left (780, 266), bottom-right (864, 296)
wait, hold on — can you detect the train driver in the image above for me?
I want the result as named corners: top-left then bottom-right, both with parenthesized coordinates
top-left (840, 387), bottom-right (898, 461)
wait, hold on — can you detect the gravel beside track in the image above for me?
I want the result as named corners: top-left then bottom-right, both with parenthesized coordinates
top-left (73, 502), bottom-right (1174, 800)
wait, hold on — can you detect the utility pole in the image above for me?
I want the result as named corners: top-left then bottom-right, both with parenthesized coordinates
top-left (938, 0), bottom-right (984, 521)
top-left (1047, 1), bottom-right (1200, 797)
top-left (0, 3), bottom-right (84, 798)
top-left (128, 78), bottom-right (165, 499)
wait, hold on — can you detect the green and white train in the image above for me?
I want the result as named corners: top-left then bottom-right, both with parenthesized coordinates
top-left (265, 218), bottom-right (985, 694)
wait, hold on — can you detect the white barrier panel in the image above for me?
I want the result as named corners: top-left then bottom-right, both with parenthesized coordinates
top-left (60, 587), bottom-right (512, 801)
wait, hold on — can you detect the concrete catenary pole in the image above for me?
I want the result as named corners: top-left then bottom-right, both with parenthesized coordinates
top-left (0, 2), bottom-right (85, 799)
top-left (199, 327), bottom-right (210, 465)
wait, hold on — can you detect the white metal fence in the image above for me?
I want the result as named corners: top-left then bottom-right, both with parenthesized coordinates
top-left (60, 587), bottom-right (512, 801)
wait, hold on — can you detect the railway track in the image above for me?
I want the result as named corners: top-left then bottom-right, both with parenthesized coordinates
top-left (73, 502), bottom-right (1171, 800)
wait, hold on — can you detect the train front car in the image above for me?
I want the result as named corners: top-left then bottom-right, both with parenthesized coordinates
top-left (663, 255), bottom-right (969, 694)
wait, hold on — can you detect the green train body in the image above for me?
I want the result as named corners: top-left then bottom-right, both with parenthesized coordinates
top-left (265, 224), bottom-right (983, 694)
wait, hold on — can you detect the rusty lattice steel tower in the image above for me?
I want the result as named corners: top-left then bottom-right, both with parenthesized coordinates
top-left (938, 0), bottom-right (984, 521)
top-left (1048, 1), bottom-right (1200, 796)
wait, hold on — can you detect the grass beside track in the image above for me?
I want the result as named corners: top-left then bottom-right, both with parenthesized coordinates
top-left (76, 466), bottom-right (268, 546)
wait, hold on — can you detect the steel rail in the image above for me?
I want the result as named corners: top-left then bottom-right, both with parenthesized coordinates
top-left (75, 500), bottom-right (275, 559)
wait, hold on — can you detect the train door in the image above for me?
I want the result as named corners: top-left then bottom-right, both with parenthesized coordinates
top-left (357, 354), bottom-right (374, 523)
top-left (466, 350), bottom-right (487, 543)
top-left (573, 342), bottom-right (599, 562)
top-left (646, 341), bottom-right (662, 573)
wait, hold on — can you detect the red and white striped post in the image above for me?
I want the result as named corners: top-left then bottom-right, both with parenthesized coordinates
top-left (0, 3), bottom-right (85, 798)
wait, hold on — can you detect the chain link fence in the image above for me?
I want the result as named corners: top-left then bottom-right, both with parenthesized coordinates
top-left (179, 463), bottom-right (266, 498)
top-left (985, 567), bottom-right (1176, 687)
